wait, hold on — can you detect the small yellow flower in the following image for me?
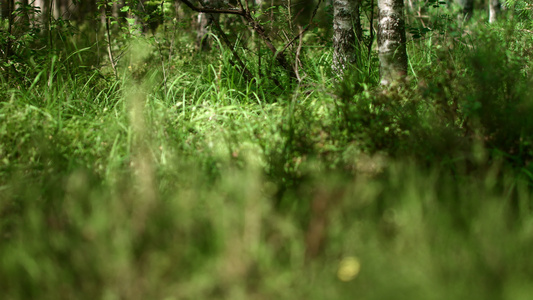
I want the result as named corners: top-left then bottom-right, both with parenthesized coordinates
top-left (337, 256), bottom-right (361, 282)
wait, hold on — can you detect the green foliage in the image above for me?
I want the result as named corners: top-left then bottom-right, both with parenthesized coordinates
top-left (506, 0), bottom-right (533, 27)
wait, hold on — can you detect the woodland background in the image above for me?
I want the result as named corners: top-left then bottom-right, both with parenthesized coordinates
top-left (2, 0), bottom-right (533, 299)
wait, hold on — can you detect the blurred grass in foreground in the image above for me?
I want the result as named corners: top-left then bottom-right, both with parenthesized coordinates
top-left (2, 147), bottom-right (533, 299)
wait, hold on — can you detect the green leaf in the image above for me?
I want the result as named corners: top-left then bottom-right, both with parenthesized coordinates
top-left (120, 6), bottom-right (130, 12)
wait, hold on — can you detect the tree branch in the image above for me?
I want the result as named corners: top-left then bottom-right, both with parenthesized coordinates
top-left (279, 0), bottom-right (323, 57)
top-left (210, 18), bottom-right (254, 81)
top-left (179, 0), bottom-right (245, 15)
top-left (178, 0), bottom-right (296, 79)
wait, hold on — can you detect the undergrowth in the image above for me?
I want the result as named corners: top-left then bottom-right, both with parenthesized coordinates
top-left (1, 8), bottom-right (533, 300)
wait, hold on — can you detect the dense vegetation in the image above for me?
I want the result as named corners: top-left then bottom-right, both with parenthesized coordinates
top-left (2, 1), bottom-right (533, 299)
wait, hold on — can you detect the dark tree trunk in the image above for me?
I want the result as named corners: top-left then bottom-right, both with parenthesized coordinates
top-left (463, 0), bottom-right (474, 21)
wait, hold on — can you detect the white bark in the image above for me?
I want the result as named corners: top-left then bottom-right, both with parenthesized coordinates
top-left (33, 0), bottom-right (47, 24)
top-left (489, 0), bottom-right (500, 23)
top-left (377, 0), bottom-right (407, 85)
top-left (332, 0), bottom-right (362, 76)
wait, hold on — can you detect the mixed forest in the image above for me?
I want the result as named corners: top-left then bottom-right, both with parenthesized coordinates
top-left (2, 0), bottom-right (533, 299)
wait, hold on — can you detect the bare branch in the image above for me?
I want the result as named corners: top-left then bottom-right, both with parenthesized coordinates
top-left (236, 0), bottom-right (246, 12)
top-left (295, 25), bottom-right (304, 83)
top-left (178, 0), bottom-right (296, 78)
top-left (279, 0), bottom-right (323, 57)
top-left (210, 18), bottom-right (254, 81)
top-left (179, 0), bottom-right (245, 15)
top-left (104, 4), bottom-right (118, 79)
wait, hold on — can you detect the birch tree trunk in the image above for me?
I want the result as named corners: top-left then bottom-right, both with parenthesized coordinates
top-left (332, 0), bottom-right (362, 76)
top-left (489, 0), bottom-right (500, 23)
top-left (33, 0), bottom-right (47, 24)
top-left (377, 0), bottom-right (408, 85)
top-left (197, 0), bottom-right (221, 51)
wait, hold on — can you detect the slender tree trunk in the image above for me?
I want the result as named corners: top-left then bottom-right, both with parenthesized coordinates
top-left (377, 0), bottom-right (407, 85)
top-left (489, 0), bottom-right (500, 23)
top-left (6, 0), bottom-right (14, 57)
top-left (197, 0), bottom-right (221, 51)
top-left (1, 0), bottom-right (9, 20)
top-left (462, 0), bottom-right (474, 21)
top-left (332, 0), bottom-right (362, 77)
top-left (34, 0), bottom-right (47, 24)
top-left (74, 0), bottom-right (97, 22)
top-left (19, 0), bottom-right (31, 24)
top-left (53, 0), bottom-right (61, 18)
